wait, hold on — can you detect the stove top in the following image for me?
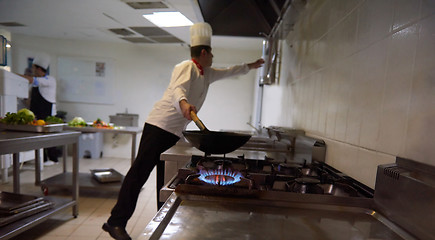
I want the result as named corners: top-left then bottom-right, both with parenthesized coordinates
top-left (167, 154), bottom-right (374, 199)
top-left (153, 139), bottom-right (432, 240)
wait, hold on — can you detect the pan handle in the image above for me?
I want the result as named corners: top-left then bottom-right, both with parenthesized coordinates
top-left (190, 111), bottom-right (208, 132)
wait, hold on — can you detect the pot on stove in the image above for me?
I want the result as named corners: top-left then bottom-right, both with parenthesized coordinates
top-left (183, 112), bottom-right (252, 154)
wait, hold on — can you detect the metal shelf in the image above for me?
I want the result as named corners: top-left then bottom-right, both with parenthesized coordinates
top-left (0, 130), bottom-right (80, 240)
top-left (40, 172), bottom-right (122, 192)
top-left (0, 197), bottom-right (75, 239)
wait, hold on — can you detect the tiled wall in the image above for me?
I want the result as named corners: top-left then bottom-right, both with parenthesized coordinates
top-left (262, 0), bottom-right (435, 188)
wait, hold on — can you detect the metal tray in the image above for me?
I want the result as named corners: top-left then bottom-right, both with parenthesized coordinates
top-left (0, 201), bottom-right (54, 227)
top-left (90, 168), bottom-right (123, 183)
top-left (0, 201), bottom-right (48, 216)
top-left (0, 192), bottom-right (45, 212)
top-left (0, 123), bottom-right (65, 133)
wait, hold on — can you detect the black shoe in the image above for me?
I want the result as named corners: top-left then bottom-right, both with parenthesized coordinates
top-left (102, 223), bottom-right (131, 240)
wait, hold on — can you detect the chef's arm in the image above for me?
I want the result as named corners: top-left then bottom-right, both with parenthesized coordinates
top-left (209, 58), bottom-right (265, 82)
top-left (18, 74), bottom-right (34, 84)
top-left (179, 99), bottom-right (197, 120)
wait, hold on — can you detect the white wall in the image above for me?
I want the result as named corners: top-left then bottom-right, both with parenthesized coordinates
top-left (262, 0), bottom-right (435, 188)
top-left (10, 34), bottom-right (262, 158)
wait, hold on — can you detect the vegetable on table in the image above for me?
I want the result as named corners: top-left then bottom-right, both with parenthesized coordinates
top-left (45, 116), bottom-right (64, 124)
top-left (68, 117), bottom-right (87, 127)
top-left (0, 108), bottom-right (35, 125)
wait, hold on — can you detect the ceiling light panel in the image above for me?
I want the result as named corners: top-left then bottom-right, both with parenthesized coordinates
top-left (142, 12), bottom-right (193, 27)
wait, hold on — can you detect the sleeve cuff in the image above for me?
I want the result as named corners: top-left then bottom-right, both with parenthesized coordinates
top-left (32, 77), bottom-right (39, 87)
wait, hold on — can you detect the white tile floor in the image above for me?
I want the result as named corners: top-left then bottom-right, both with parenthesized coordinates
top-left (1, 157), bottom-right (159, 240)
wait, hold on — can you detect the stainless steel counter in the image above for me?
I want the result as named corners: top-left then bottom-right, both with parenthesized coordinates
top-left (140, 192), bottom-right (414, 240)
top-left (0, 130), bottom-right (80, 239)
top-left (0, 130), bottom-right (80, 194)
top-left (143, 130), bottom-right (428, 240)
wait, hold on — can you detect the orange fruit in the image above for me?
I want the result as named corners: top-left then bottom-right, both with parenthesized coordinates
top-left (36, 119), bottom-right (46, 125)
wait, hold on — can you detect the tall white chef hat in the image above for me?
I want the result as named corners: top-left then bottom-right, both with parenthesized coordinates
top-left (33, 53), bottom-right (50, 70)
top-left (190, 22), bottom-right (212, 47)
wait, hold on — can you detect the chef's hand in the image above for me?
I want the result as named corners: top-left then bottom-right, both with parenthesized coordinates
top-left (180, 99), bottom-right (197, 120)
top-left (247, 59), bottom-right (265, 69)
top-left (18, 74), bottom-right (34, 84)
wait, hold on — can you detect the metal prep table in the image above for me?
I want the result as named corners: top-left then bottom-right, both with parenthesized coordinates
top-left (65, 126), bottom-right (142, 164)
top-left (0, 130), bottom-right (80, 239)
top-left (141, 192), bottom-right (414, 240)
top-left (52, 126), bottom-right (142, 192)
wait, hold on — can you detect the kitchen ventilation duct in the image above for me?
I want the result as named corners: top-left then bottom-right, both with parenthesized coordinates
top-left (118, 27), bottom-right (183, 43)
top-left (109, 28), bottom-right (135, 36)
top-left (121, 37), bottom-right (153, 43)
top-left (198, 0), bottom-right (288, 37)
top-left (124, 1), bottom-right (168, 10)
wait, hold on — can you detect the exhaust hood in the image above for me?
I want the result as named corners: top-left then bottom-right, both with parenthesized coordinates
top-left (197, 0), bottom-right (289, 37)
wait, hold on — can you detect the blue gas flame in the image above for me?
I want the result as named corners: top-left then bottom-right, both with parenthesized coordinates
top-left (198, 169), bottom-right (242, 186)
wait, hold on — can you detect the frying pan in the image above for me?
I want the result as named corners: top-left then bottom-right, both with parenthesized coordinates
top-left (182, 112), bottom-right (251, 154)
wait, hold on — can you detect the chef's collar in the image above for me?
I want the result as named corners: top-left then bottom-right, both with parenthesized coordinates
top-left (191, 59), bottom-right (203, 75)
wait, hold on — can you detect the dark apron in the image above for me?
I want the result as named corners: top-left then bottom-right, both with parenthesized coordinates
top-left (30, 87), bottom-right (52, 119)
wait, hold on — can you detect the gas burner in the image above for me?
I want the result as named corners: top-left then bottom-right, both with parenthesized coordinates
top-left (276, 163), bottom-right (302, 177)
top-left (175, 155), bottom-right (373, 198)
top-left (300, 166), bottom-right (319, 177)
top-left (198, 169), bottom-right (243, 186)
top-left (286, 177), bottom-right (324, 194)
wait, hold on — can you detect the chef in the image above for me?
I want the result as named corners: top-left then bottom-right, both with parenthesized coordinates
top-left (103, 22), bottom-right (264, 240)
top-left (19, 54), bottom-right (56, 120)
top-left (19, 53), bottom-right (58, 164)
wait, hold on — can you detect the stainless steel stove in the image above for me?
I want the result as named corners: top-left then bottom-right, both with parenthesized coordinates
top-left (162, 154), bottom-right (374, 200)
top-left (141, 132), bottom-right (434, 240)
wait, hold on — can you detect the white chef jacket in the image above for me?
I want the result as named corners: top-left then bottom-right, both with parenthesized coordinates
top-left (146, 60), bottom-right (250, 137)
top-left (32, 75), bottom-right (56, 103)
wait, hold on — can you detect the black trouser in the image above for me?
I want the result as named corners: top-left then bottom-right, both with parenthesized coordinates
top-left (108, 123), bottom-right (179, 228)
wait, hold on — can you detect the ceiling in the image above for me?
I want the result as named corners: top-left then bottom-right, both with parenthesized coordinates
top-left (0, 0), bottom-right (272, 50)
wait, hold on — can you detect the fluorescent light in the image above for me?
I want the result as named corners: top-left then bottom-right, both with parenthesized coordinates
top-left (143, 12), bottom-right (193, 27)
